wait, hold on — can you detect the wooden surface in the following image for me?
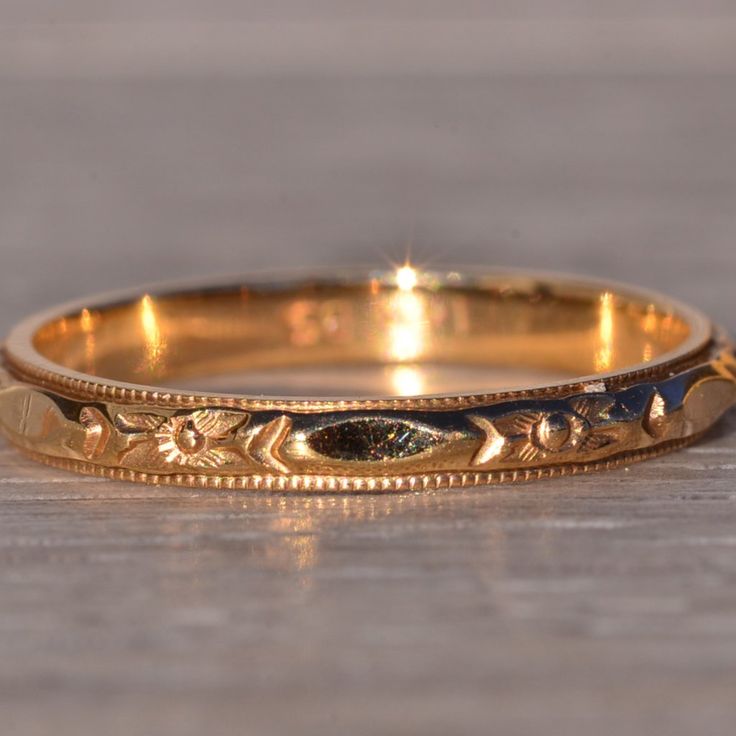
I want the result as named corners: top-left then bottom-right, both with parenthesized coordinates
top-left (2, 5), bottom-right (736, 735)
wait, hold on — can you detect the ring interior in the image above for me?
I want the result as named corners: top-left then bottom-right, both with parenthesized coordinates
top-left (21, 272), bottom-right (705, 396)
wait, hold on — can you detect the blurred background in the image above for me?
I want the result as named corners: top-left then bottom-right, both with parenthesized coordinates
top-left (2, 2), bottom-right (735, 338)
top-left (2, 5), bottom-right (736, 736)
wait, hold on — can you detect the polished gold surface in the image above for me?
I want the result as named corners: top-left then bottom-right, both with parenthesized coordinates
top-left (28, 271), bottom-right (696, 385)
top-left (1, 269), bottom-right (734, 490)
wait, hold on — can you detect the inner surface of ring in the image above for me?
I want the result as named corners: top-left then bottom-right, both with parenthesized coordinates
top-left (30, 274), bottom-right (696, 396)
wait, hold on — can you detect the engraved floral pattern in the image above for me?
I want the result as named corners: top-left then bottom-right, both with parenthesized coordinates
top-left (3, 328), bottom-right (735, 492)
top-left (116, 409), bottom-right (249, 469)
top-left (469, 395), bottom-right (619, 467)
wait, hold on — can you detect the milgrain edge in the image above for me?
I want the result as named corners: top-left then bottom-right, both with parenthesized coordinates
top-left (9, 433), bottom-right (705, 493)
top-left (0, 340), bottom-right (719, 413)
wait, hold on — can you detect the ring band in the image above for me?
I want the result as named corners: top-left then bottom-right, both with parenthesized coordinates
top-left (1, 269), bottom-right (734, 491)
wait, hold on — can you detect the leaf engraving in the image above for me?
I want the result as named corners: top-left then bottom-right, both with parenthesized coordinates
top-left (246, 416), bottom-right (293, 473)
top-left (188, 409), bottom-right (249, 438)
top-left (80, 406), bottom-right (111, 459)
top-left (469, 415), bottom-right (508, 466)
top-left (115, 412), bottom-right (167, 433)
top-left (642, 389), bottom-right (667, 438)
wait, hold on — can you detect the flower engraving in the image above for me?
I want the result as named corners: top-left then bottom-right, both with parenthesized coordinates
top-left (469, 395), bottom-right (618, 467)
top-left (116, 409), bottom-right (248, 469)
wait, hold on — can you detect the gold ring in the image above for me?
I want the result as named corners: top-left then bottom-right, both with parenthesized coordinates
top-left (1, 268), bottom-right (734, 491)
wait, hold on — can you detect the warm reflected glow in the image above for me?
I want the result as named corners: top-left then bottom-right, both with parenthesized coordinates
top-left (80, 309), bottom-right (96, 373)
top-left (80, 308), bottom-right (94, 333)
top-left (387, 265), bottom-right (427, 362)
top-left (396, 264), bottom-right (418, 292)
top-left (389, 321), bottom-right (423, 361)
top-left (141, 295), bottom-right (159, 339)
top-left (642, 304), bottom-right (658, 335)
top-left (594, 291), bottom-right (615, 372)
top-left (267, 511), bottom-right (318, 577)
top-left (140, 294), bottom-right (166, 373)
top-left (642, 342), bottom-right (654, 363)
top-left (389, 365), bottom-right (426, 396)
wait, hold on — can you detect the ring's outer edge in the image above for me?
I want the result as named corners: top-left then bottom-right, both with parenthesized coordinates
top-left (1, 340), bottom-right (734, 491)
top-left (0, 267), bottom-right (716, 410)
top-left (6, 432), bottom-right (708, 493)
top-left (1, 270), bottom-right (735, 491)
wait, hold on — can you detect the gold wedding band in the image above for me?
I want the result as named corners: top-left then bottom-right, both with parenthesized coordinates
top-left (1, 268), bottom-right (734, 491)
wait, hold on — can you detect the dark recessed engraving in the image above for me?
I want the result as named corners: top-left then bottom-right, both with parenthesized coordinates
top-left (307, 418), bottom-right (439, 461)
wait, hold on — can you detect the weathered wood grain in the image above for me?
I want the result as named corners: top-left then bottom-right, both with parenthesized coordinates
top-left (1, 8), bottom-right (735, 735)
